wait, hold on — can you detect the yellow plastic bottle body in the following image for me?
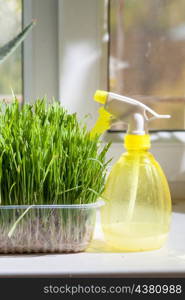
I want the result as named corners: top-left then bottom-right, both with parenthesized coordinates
top-left (101, 135), bottom-right (171, 252)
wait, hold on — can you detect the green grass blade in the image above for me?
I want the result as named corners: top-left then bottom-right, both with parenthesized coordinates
top-left (0, 20), bottom-right (36, 64)
top-left (8, 205), bottom-right (34, 238)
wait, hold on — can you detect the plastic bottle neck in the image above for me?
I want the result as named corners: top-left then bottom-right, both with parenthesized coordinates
top-left (124, 134), bottom-right (151, 151)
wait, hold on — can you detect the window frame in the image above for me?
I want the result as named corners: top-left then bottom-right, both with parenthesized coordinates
top-left (23, 0), bottom-right (185, 200)
top-left (23, 0), bottom-right (59, 102)
top-left (58, 0), bottom-right (109, 129)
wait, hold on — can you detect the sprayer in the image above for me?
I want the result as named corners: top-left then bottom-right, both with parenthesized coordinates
top-left (91, 90), bottom-right (172, 252)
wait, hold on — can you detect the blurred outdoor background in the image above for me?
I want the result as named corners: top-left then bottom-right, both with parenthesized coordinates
top-left (0, 0), bottom-right (22, 103)
top-left (110, 0), bottom-right (185, 130)
top-left (1, 0), bottom-right (185, 130)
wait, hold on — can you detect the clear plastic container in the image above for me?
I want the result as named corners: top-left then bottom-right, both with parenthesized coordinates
top-left (0, 202), bottom-right (103, 254)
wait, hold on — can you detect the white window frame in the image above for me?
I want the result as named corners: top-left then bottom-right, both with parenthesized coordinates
top-left (23, 0), bottom-right (59, 101)
top-left (58, 0), bottom-right (108, 129)
top-left (23, 0), bottom-right (185, 200)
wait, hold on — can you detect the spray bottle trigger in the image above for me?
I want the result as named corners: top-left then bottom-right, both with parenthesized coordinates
top-left (90, 107), bottom-right (112, 138)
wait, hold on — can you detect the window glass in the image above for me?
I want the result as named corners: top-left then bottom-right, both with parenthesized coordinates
top-left (109, 0), bottom-right (185, 130)
top-left (0, 0), bottom-right (22, 103)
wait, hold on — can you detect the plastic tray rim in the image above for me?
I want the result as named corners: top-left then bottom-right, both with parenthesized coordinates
top-left (0, 200), bottom-right (104, 210)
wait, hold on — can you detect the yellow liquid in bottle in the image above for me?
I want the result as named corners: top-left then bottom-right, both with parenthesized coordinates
top-left (102, 222), bottom-right (168, 252)
top-left (101, 135), bottom-right (171, 252)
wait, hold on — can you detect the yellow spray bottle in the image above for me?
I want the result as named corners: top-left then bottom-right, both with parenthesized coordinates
top-left (91, 90), bottom-right (172, 252)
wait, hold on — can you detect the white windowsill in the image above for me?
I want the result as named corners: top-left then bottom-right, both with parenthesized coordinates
top-left (0, 201), bottom-right (184, 278)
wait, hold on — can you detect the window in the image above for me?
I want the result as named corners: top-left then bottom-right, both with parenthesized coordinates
top-left (109, 0), bottom-right (185, 130)
top-left (20, 0), bottom-right (185, 199)
top-left (0, 0), bottom-right (22, 103)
